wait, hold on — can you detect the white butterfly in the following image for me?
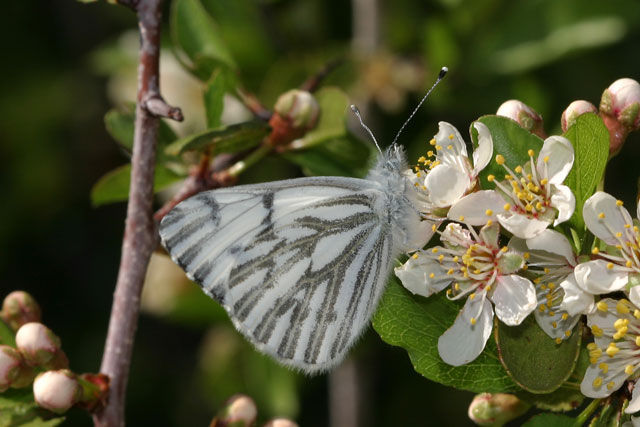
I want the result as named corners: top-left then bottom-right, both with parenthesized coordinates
top-left (158, 68), bottom-right (446, 373)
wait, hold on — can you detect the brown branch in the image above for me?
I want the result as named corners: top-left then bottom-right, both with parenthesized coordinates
top-left (300, 58), bottom-right (344, 93)
top-left (93, 0), bottom-right (179, 425)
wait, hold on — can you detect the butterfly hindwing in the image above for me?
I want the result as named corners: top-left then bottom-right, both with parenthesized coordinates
top-left (159, 177), bottom-right (394, 372)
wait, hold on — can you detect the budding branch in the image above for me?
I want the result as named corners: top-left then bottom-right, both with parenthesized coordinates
top-left (93, 0), bottom-right (182, 425)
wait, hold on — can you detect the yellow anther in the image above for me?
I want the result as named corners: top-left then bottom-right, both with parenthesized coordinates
top-left (635, 309), bottom-right (640, 319)
top-left (539, 304), bottom-right (547, 312)
top-left (565, 330), bottom-right (571, 337)
top-left (626, 365), bottom-right (635, 375)
top-left (549, 311), bottom-right (555, 317)
top-left (431, 224), bottom-right (437, 231)
top-left (592, 247), bottom-right (600, 255)
top-left (598, 212), bottom-right (606, 219)
top-left (587, 343), bottom-right (597, 350)
top-left (515, 165), bottom-right (523, 173)
top-left (525, 204), bottom-right (533, 212)
top-left (416, 171), bottom-right (422, 178)
top-left (485, 285), bottom-right (492, 292)
top-left (504, 203), bottom-right (511, 211)
top-left (485, 209), bottom-right (493, 216)
top-left (597, 301), bottom-right (608, 312)
top-left (486, 219), bottom-right (493, 226)
top-left (534, 277), bottom-right (542, 284)
top-left (418, 156), bottom-right (426, 163)
top-left (592, 324), bottom-right (604, 337)
top-left (562, 313), bottom-right (569, 320)
top-left (447, 268), bottom-right (454, 275)
top-left (523, 252), bottom-right (530, 260)
top-left (636, 336), bottom-right (640, 346)
top-left (429, 138), bottom-right (436, 146)
top-left (448, 134), bottom-right (454, 140)
top-left (536, 202), bottom-right (543, 210)
top-left (435, 145), bottom-right (442, 150)
top-left (606, 343), bottom-right (619, 357)
top-left (540, 178), bottom-right (548, 185)
top-left (548, 282), bottom-right (555, 289)
top-left (527, 149), bottom-right (535, 157)
top-left (617, 232), bottom-right (623, 238)
top-left (496, 155), bottom-right (505, 165)
top-left (613, 328), bottom-right (627, 340)
top-left (544, 268), bottom-right (551, 274)
top-left (552, 321), bottom-right (558, 328)
top-left (626, 224), bottom-right (632, 229)
top-left (453, 256), bottom-right (459, 262)
top-left (487, 174), bottom-right (495, 182)
top-left (459, 215), bottom-right (465, 221)
top-left (617, 301), bottom-right (631, 314)
top-left (429, 273), bottom-right (435, 279)
top-left (438, 254), bottom-right (445, 262)
top-left (501, 246), bottom-right (508, 253)
top-left (470, 317), bottom-right (477, 325)
top-left (593, 377), bottom-right (603, 387)
top-left (607, 263), bottom-right (614, 270)
top-left (607, 381), bottom-right (615, 390)
top-left (447, 144), bottom-right (453, 150)
top-left (543, 156), bottom-right (550, 163)
top-left (427, 150), bottom-right (434, 157)
top-left (446, 289), bottom-right (452, 295)
top-left (555, 338), bottom-right (563, 344)
top-left (432, 248), bottom-right (439, 253)
top-left (454, 283), bottom-right (460, 291)
top-left (470, 293), bottom-right (476, 300)
top-left (617, 200), bottom-right (624, 206)
top-left (599, 363), bottom-right (609, 373)
top-left (615, 318), bottom-right (629, 328)
top-left (412, 253), bottom-right (419, 259)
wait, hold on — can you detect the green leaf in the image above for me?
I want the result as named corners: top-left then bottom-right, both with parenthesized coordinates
top-left (0, 318), bottom-right (15, 347)
top-left (289, 87), bottom-right (350, 151)
top-left (0, 389), bottom-right (64, 427)
top-left (164, 121), bottom-right (269, 156)
top-left (372, 278), bottom-right (519, 393)
top-left (563, 113), bottom-right (609, 233)
top-left (495, 315), bottom-right (582, 394)
top-left (171, 0), bottom-right (235, 79)
top-left (91, 164), bottom-right (184, 207)
top-left (104, 107), bottom-right (178, 160)
top-left (203, 69), bottom-right (228, 129)
top-left (522, 413), bottom-right (576, 427)
top-left (282, 136), bottom-right (376, 178)
top-left (474, 115), bottom-right (544, 189)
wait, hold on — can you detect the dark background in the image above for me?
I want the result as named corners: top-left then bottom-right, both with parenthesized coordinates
top-left (2, 0), bottom-right (640, 425)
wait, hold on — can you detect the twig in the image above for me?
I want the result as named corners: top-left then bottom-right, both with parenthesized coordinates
top-left (300, 58), bottom-right (344, 93)
top-left (93, 0), bottom-right (181, 425)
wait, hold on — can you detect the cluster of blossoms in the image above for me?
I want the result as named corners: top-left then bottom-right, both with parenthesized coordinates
top-left (395, 77), bottom-right (640, 419)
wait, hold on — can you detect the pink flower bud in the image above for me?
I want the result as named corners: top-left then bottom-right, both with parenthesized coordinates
top-left (263, 418), bottom-right (299, 427)
top-left (600, 78), bottom-right (640, 155)
top-left (33, 370), bottom-right (81, 414)
top-left (15, 322), bottom-right (62, 367)
top-left (496, 100), bottom-right (546, 138)
top-left (0, 345), bottom-right (23, 392)
top-left (1, 291), bottom-right (42, 331)
top-left (561, 100), bottom-right (597, 132)
top-left (211, 394), bottom-right (257, 427)
top-left (468, 393), bottom-right (529, 426)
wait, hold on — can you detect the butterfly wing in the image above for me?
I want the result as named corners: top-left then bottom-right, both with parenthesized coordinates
top-left (159, 176), bottom-right (394, 373)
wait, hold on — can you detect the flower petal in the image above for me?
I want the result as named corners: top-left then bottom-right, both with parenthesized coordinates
top-left (435, 121), bottom-right (468, 162)
top-left (525, 229), bottom-right (576, 266)
top-left (630, 286), bottom-right (640, 309)
top-left (574, 260), bottom-right (629, 294)
top-left (437, 293), bottom-right (494, 366)
top-left (399, 212), bottom-right (437, 253)
top-left (627, 383), bottom-right (640, 414)
top-left (580, 362), bottom-right (627, 398)
top-left (534, 302), bottom-right (580, 341)
top-left (425, 164), bottom-right (470, 208)
top-left (394, 253), bottom-right (450, 297)
top-left (447, 190), bottom-right (504, 226)
top-left (559, 273), bottom-right (595, 316)
top-left (471, 122), bottom-right (493, 175)
top-left (583, 192), bottom-right (634, 245)
top-left (586, 298), bottom-right (620, 348)
top-left (537, 136), bottom-right (574, 185)
top-left (490, 275), bottom-right (537, 326)
top-left (496, 212), bottom-right (550, 239)
top-left (550, 185), bottom-right (576, 226)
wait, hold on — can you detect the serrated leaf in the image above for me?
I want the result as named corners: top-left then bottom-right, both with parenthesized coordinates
top-left (372, 278), bottom-right (519, 393)
top-left (563, 113), bottom-right (609, 233)
top-left (0, 389), bottom-right (64, 427)
top-left (164, 121), bottom-right (269, 156)
top-left (495, 315), bottom-right (582, 394)
top-left (91, 164), bottom-right (184, 207)
top-left (171, 0), bottom-right (235, 79)
top-left (104, 107), bottom-right (178, 160)
top-left (0, 319), bottom-right (15, 346)
top-left (522, 413), bottom-right (576, 427)
top-left (473, 115), bottom-right (544, 189)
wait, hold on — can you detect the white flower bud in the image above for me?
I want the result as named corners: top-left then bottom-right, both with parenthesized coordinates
top-left (0, 345), bottom-right (23, 391)
top-left (212, 394), bottom-right (257, 427)
top-left (496, 100), bottom-right (545, 138)
top-left (269, 90), bottom-right (320, 147)
top-left (468, 393), bottom-right (529, 426)
top-left (264, 418), bottom-right (299, 427)
top-left (1, 291), bottom-right (41, 331)
top-left (33, 370), bottom-right (81, 414)
top-left (561, 100), bottom-right (597, 132)
top-left (15, 322), bottom-right (62, 367)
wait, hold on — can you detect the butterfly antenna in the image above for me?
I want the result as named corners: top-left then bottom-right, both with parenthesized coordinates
top-left (391, 66), bottom-right (448, 146)
top-left (350, 105), bottom-right (383, 153)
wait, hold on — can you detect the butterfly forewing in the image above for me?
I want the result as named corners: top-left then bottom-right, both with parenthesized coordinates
top-left (159, 177), bottom-right (393, 373)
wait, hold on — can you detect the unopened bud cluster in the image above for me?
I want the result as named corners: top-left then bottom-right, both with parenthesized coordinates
top-left (0, 291), bottom-right (107, 414)
top-left (211, 394), bottom-right (299, 427)
top-left (497, 77), bottom-right (640, 156)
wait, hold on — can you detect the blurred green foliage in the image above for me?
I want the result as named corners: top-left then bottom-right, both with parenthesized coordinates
top-left (3, 0), bottom-right (640, 425)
